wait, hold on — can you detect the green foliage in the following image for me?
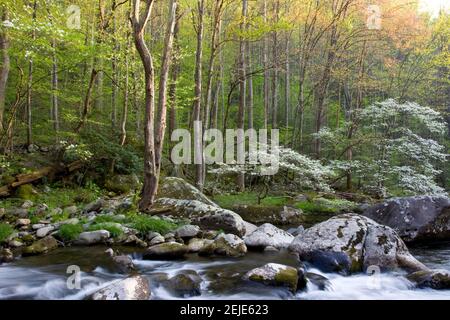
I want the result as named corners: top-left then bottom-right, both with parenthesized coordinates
top-left (88, 223), bottom-right (123, 238)
top-left (214, 192), bottom-right (290, 208)
top-left (295, 198), bottom-right (357, 214)
top-left (0, 224), bottom-right (14, 243)
top-left (58, 224), bottom-right (83, 242)
top-left (15, 184), bottom-right (34, 200)
top-left (128, 215), bottom-right (178, 236)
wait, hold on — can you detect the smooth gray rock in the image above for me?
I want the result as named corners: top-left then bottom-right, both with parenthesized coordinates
top-left (36, 226), bottom-right (55, 238)
top-left (157, 177), bottom-right (218, 207)
top-left (244, 223), bottom-right (294, 250)
top-left (174, 225), bottom-right (200, 238)
top-left (363, 196), bottom-right (450, 242)
top-left (91, 276), bottom-right (150, 300)
top-left (199, 234), bottom-right (247, 257)
top-left (143, 242), bottom-right (189, 260)
top-left (244, 263), bottom-right (300, 292)
top-left (75, 230), bottom-right (110, 245)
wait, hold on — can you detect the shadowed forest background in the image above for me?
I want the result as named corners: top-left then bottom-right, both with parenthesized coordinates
top-left (0, 0), bottom-right (448, 207)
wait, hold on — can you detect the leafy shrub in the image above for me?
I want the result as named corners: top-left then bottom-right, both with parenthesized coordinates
top-left (128, 215), bottom-right (178, 235)
top-left (58, 224), bottom-right (83, 241)
top-left (0, 224), bottom-right (13, 243)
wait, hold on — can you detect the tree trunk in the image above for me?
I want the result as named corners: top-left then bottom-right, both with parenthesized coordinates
top-left (154, 0), bottom-right (178, 174)
top-left (51, 37), bottom-right (59, 132)
top-left (246, 21), bottom-right (253, 129)
top-left (271, 0), bottom-right (279, 129)
top-left (0, 6), bottom-right (10, 133)
top-left (132, 0), bottom-right (157, 211)
top-left (284, 31), bottom-right (290, 129)
top-left (193, 0), bottom-right (205, 191)
top-left (237, 0), bottom-right (247, 192)
top-left (120, 34), bottom-right (130, 146)
top-left (111, 13), bottom-right (118, 130)
top-left (26, 0), bottom-right (37, 147)
top-left (263, 0), bottom-right (269, 129)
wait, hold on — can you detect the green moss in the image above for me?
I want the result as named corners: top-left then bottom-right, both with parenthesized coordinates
top-left (15, 184), bottom-right (34, 200)
top-left (128, 214), bottom-right (178, 235)
top-left (295, 198), bottom-right (357, 214)
top-left (58, 224), bottom-right (84, 241)
top-left (51, 212), bottom-right (70, 223)
top-left (88, 223), bottom-right (123, 238)
top-left (213, 192), bottom-right (290, 209)
top-left (0, 223), bottom-right (14, 243)
top-left (274, 268), bottom-right (299, 292)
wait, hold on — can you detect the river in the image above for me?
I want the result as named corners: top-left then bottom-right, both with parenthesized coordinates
top-left (0, 242), bottom-right (449, 300)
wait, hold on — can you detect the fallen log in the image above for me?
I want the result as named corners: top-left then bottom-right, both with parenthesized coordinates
top-left (0, 160), bottom-right (85, 197)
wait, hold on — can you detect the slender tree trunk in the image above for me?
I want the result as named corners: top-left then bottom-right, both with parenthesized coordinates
top-left (168, 7), bottom-right (181, 159)
top-left (51, 37), bottom-right (59, 132)
top-left (0, 6), bottom-right (10, 133)
top-left (76, 69), bottom-right (99, 133)
top-left (26, 0), bottom-right (37, 147)
top-left (111, 13), bottom-right (118, 130)
top-left (246, 23), bottom-right (253, 129)
top-left (193, 0), bottom-right (205, 191)
top-left (263, 0), bottom-right (269, 129)
top-left (271, 0), bottom-right (279, 129)
top-left (154, 0), bottom-right (177, 175)
top-left (237, 0), bottom-right (247, 192)
top-left (284, 32), bottom-right (290, 129)
top-left (132, 0), bottom-right (157, 211)
top-left (120, 34), bottom-right (131, 146)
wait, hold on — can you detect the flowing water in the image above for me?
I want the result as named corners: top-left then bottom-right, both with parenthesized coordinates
top-left (0, 243), bottom-right (449, 300)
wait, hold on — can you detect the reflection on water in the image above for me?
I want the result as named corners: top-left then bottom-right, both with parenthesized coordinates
top-left (0, 244), bottom-right (449, 300)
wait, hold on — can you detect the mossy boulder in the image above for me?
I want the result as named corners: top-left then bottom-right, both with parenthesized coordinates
top-left (22, 235), bottom-right (58, 256)
top-left (143, 242), bottom-right (189, 260)
top-left (157, 177), bottom-right (218, 206)
top-left (199, 234), bottom-right (247, 257)
top-left (406, 270), bottom-right (450, 290)
top-left (165, 270), bottom-right (202, 297)
top-left (105, 174), bottom-right (140, 194)
top-left (244, 263), bottom-right (302, 292)
top-left (289, 214), bottom-right (427, 274)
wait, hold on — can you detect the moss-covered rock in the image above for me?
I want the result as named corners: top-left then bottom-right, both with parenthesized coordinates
top-left (199, 234), bottom-right (247, 257)
top-left (158, 177), bottom-right (217, 206)
top-left (407, 270), bottom-right (450, 290)
top-left (22, 235), bottom-right (58, 256)
top-left (289, 214), bottom-right (427, 274)
top-left (104, 174), bottom-right (140, 194)
top-left (232, 205), bottom-right (304, 226)
top-left (143, 242), bottom-right (189, 260)
top-left (165, 270), bottom-right (202, 297)
top-left (244, 263), bottom-right (301, 292)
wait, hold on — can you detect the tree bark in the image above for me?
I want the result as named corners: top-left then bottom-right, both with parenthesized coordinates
top-left (51, 37), bottom-right (59, 132)
top-left (0, 6), bottom-right (10, 133)
top-left (26, 0), bottom-right (37, 147)
top-left (193, 0), bottom-right (205, 191)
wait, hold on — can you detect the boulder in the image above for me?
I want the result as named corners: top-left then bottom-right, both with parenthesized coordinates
top-left (91, 276), bottom-right (150, 300)
top-left (406, 270), bottom-right (450, 290)
top-left (84, 199), bottom-right (107, 213)
top-left (363, 196), bottom-right (450, 242)
top-left (7, 208), bottom-right (28, 218)
top-left (174, 225), bottom-right (200, 239)
top-left (105, 174), bottom-right (140, 194)
top-left (244, 223), bottom-right (294, 250)
top-left (232, 205), bottom-right (304, 226)
top-left (16, 219), bottom-right (31, 227)
top-left (0, 248), bottom-right (13, 263)
top-left (157, 177), bottom-right (218, 207)
top-left (149, 235), bottom-right (165, 246)
top-left (151, 198), bottom-right (246, 237)
top-left (22, 236), bottom-right (58, 256)
top-left (143, 242), bottom-right (189, 260)
top-left (243, 221), bottom-right (258, 237)
top-left (244, 263), bottom-right (301, 292)
top-left (187, 238), bottom-right (207, 253)
top-left (74, 230), bottom-right (110, 245)
top-left (36, 226), bottom-right (55, 238)
top-left (305, 272), bottom-right (332, 291)
top-left (289, 214), bottom-right (427, 274)
top-left (199, 234), bottom-right (247, 257)
top-left (21, 200), bottom-right (34, 209)
top-left (165, 270), bottom-right (202, 297)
